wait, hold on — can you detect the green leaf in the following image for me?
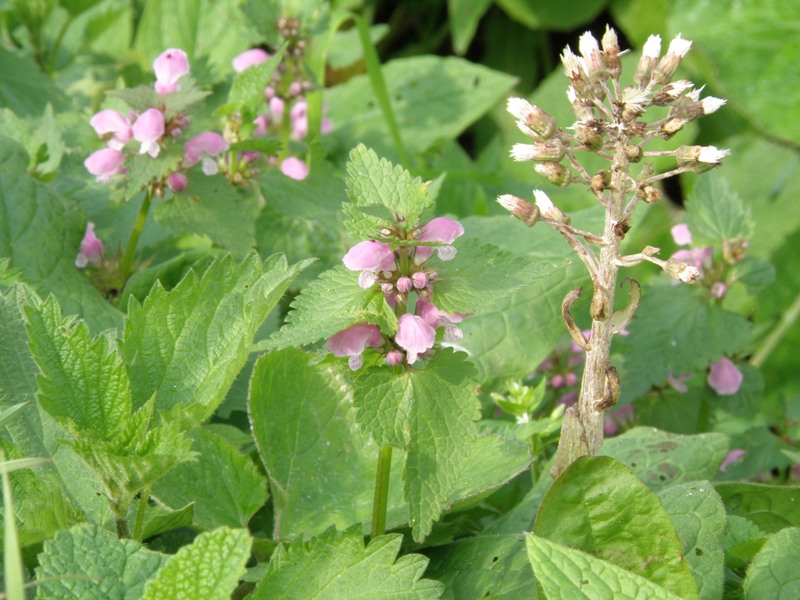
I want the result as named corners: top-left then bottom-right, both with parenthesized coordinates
top-left (263, 265), bottom-right (398, 351)
top-left (344, 145), bottom-right (434, 238)
top-left (526, 534), bottom-right (684, 600)
top-left (35, 523), bottom-right (167, 599)
top-left (0, 138), bottom-right (120, 333)
top-left (122, 253), bottom-right (304, 422)
top-left (124, 144), bottom-right (184, 196)
top-left (602, 427), bottom-right (729, 490)
top-left (657, 482), bottom-right (726, 600)
top-left (130, 500), bottom-right (195, 541)
top-left (534, 456), bottom-right (698, 598)
top-left (729, 256), bottom-right (776, 295)
top-left (141, 527), bottom-right (252, 600)
top-left (134, 0), bottom-right (259, 82)
top-left (25, 296), bottom-right (131, 438)
top-left (619, 284), bottom-right (751, 400)
top-left (669, 0), bottom-right (800, 144)
top-left (714, 483), bottom-right (800, 534)
top-left (425, 534), bottom-right (537, 599)
top-left (433, 239), bottom-right (562, 314)
top-left (685, 172), bottom-right (753, 247)
top-left (354, 349), bottom-right (480, 541)
top-left (0, 48), bottom-right (69, 116)
top-left (155, 175), bottom-right (259, 258)
top-left (743, 527), bottom-right (800, 600)
top-left (152, 427), bottom-right (267, 530)
top-left (447, 0), bottom-right (494, 55)
top-left (250, 528), bottom-right (443, 599)
top-left (249, 349), bottom-right (527, 539)
top-left (258, 161), bottom-right (347, 222)
top-left (221, 47), bottom-right (285, 118)
top-left (496, 0), bottom-right (606, 30)
top-left (327, 23), bottom-right (390, 69)
top-left (326, 56), bottom-right (517, 159)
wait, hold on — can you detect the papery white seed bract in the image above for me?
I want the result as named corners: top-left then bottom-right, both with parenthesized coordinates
top-left (533, 189), bottom-right (555, 213)
top-left (642, 35), bottom-right (662, 59)
top-left (698, 146), bottom-right (730, 163)
top-left (667, 34), bottom-right (692, 58)
top-left (701, 97), bottom-right (727, 114)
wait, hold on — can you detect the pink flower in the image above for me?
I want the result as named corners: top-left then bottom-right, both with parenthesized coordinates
top-left (75, 221), bottom-right (104, 268)
top-left (720, 449), bottom-right (745, 472)
top-left (253, 115), bottom-right (270, 136)
top-left (671, 223), bottom-right (692, 246)
top-left (132, 109), bottom-right (165, 157)
top-left (551, 374), bottom-right (565, 388)
top-left (167, 172), bottom-right (187, 192)
top-left (269, 97), bottom-right (285, 122)
top-left (280, 156), bottom-right (309, 180)
top-left (89, 109), bottom-right (132, 150)
top-left (386, 349), bottom-right (404, 366)
top-left (232, 48), bottom-right (270, 72)
top-left (184, 132), bottom-right (229, 175)
top-left (415, 217), bottom-right (464, 262)
top-left (290, 100), bottom-right (307, 139)
top-left (84, 148), bottom-right (126, 183)
top-left (326, 323), bottom-right (383, 370)
top-left (395, 314), bottom-right (436, 364)
top-left (289, 81), bottom-right (303, 96)
top-left (708, 357), bottom-right (743, 395)
top-left (343, 241), bottom-right (395, 275)
top-left (415, 297), bottom-right (468, 341)
top-left (396, 277), bottom-right (413, 293)
top-left (411, 272), bottom-right (428, 289)
top-left (153, 48), bottom-right (189, 95)
top-left (671, 247), bottom-right (713, 274)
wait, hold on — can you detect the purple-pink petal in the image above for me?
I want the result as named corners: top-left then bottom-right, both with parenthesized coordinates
top-left (183, 132), bottom-right (229, 167)
top-left (84, 148), bottom-right (126, 182)
top-left (280, 156), bottom-right (309, 180)
top-left (708, 357), bottom-right (743, 395)
top-left (417, 217), bottom-right (464, 244)
top-left (90, 110), bottom-right (132, 148)
top-left (343, 241), bottom-right (395, 272)
top-left (75, 221), bottom-right (104, 268)
top-left (167, 172), bottom-right (188, 192)
top-left (132, 109), bottom-right (165, 157)
top-left (671, 223), bottom-right (692, 246)
top-left (232, 48), bottom-right (270, 72)
top-left (326, 323), bottom-right (383, 358)
top-left (153, 48), bottom-right (189, 95)
top-left (395, 314), bottom-right (436, 364)
top-left (720, 449), bottom-right (746, 472)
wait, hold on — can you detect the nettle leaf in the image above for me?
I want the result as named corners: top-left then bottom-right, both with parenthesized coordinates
top-left (155, 174), bottom-right (259, 258)
top-left (657, 482), bottom-right (726, 600)
top-left (25, 296), bottom-right (131, 438)
top-left (107, 85), bottom-right (162, 113)
top-left (327, 56), bottom-right (516, 159)
top-left (0, 138), bottom-right (120, 332)
top-left (125, 143), bottom-right (184, 195)
top-left (433, 239), bottom-right (563, 314)
top-left (685, 171), bottom-right (753, 247)
top-left (219, 47), bottom-right (285, 118)
top-left (525, 534), bottom-right (683, 600)
top-left (619, 284), bottom-right (751, 400)
top-left (743, 527), bottom-right (800, 600)
top-left (534, 456), bottom-right (698, 599)
top-left (35, 523), bottom-right (167, 599)
top-left (344, 145), bottom-right (433, 237)
top-left (122, 252), bottom-right (305, 423)
top-left (425, 534), bottom-right (537, 599)
top-left (263, 265), bottom-right (398, 351)
top-left (250, 528), bottom-right (443, 599)
top-left (141, 527), bottom-right (252, 600)
top-left (250, 349), bottom-right (530, 539)
top-left (353, 349), bottom-right (480, 541)
top-left (714, 483), bottom-right (800, 534)
top-left (602, 428), bottom-right (729, 490)
top-left (152, 427), bottom-right (267, 530)
top-left (259, 161), bottom-right (347, 222)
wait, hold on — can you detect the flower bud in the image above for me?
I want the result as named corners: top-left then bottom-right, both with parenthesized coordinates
top-left (637, 185), bottom-right (661, 204)
top-left (707, 357), bottom-right (743, 395)
top-left (652, 80), bottom-right (693, 105)
top-left (601, 26), bottom-right (621, 76)
top-left (660, 116), bottom-right (690, 138)
top-left (385, 349), bottom-right (404, 366)
top-left (574, 121), bottom-right (603, 151)
top-left (652, 34), bottom-right (692, 84)
top-left (635, 35), bottom-right (661, 86)
top-left (676, 145), bottom-right (730, 171)
top-left (625, 145), bottom-right (642, 162)
top-left (533, 189), bottom-right (569, 224)
top-left (396, 276), bottom-right (413, 293)
top-left (591, 170), bottom-right (611, 191)
top-left (710, 281), bottom-right (728, 299)
top-left (534, 161), bottom-right (570, 186)
top-left (510, 139), bottom-right (565, 162)
top-left (497, 194), bottom-right (540, 227)
top-left (167, 172), bottom-right (188, 192)
top-left (411, 272), bottom-right (428, 289)
top-left (664, 257), bottom-right (701, 283)
top-left (506, 98), bottom-right (557, 139)
top-left (578, 32), bottom-right (604, 76)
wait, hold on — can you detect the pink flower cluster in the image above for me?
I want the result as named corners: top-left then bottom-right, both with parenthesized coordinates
top-left (75, 221), bottom-right (104, 269)
top-left (84, 49), bottom-right (229, 190)
top-left (325, 217), bottom-right (468, 369)
top-left (231, 47), bottom-right (333, 181)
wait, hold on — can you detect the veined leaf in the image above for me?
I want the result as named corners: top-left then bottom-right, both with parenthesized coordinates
top-left (685, 171), bottom-right (753, 247)
top-left (250, 528), bottom-right (443, 599)
top-left (743, 527), bottom-right (800, 600)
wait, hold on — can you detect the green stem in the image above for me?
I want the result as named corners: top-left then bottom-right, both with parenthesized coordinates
top-left (750, 293), bottom-right (800, 368)
top-left (115, 515), bottom-right (130, 539)
top-left (132, 486), bottom-right (149, 541)
top-left (371, 444), bottom-right (393, 538)
top-left (696, 395), bottom-right (712, 433)
top-left (46, 14), bottom-right (73, 73)
top-left (120, 188), bottom-right (153, 280)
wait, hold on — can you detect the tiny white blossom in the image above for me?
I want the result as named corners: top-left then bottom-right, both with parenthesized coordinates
top-left (533, 189), bottom-right (555, 213)
top-left (698, 146), bottom-right (730, 163)
top-left (667, 34), bottom-right (692, 58)
top-left (510, 144), bottom-right (537, 162)
top-left (643, 34), bottom-right (662, 59)
top-left (507, 97), bottom-right (533, 121)
top-left (701, 96), bottom-right (727, 114)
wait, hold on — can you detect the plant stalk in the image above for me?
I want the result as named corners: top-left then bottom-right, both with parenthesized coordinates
top-left (551, 140), bottom-right (629, 478)
top-left (371, 444), bottom-right (393, 538)
top-left (750, 292), bottom-right (800, 368)
top-left (132, 486), bottom-right (150, 541)
top-left (120, 187), bottom-right (154, 280)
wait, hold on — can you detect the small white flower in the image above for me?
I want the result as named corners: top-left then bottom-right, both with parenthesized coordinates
top-left (643, 34), bottom-right (662, 59)
top-left (698, 146), bottom-right (730, 163)
top-left (667, 33), bottom-right (692, 58)
top-left (507, 97), bottom-right (533, 122)
top-left (510, 144), bottom-right (537, 162)
top-left (533, 189), bottom-right (555, 213)
top-left (701, 96), bottom-right (727, 114)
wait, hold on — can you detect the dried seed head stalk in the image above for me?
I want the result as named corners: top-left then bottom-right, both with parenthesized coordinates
top-left (497, 26), bottom-right (729, 477)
